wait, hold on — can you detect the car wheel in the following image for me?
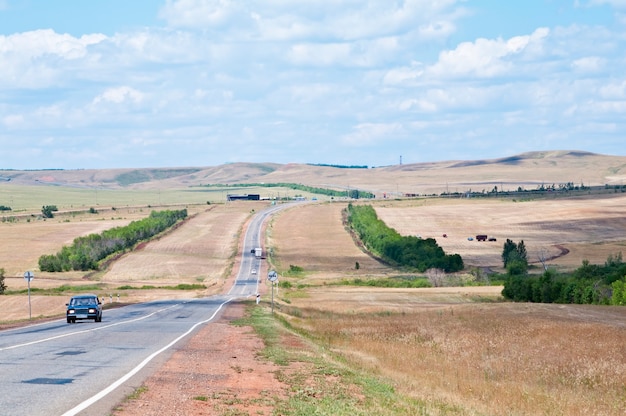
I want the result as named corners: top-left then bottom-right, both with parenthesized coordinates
top-left (67, 318), bottom-right (72, 323)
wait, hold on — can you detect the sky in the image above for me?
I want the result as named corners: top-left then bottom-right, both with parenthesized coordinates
top-left (1, 0), bottom-right (625, 170)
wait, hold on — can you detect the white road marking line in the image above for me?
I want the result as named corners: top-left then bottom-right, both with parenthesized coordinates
top-left (61, 297), bottom-right (232, 416)
top-left (0, 304), bottom-right (179, 352)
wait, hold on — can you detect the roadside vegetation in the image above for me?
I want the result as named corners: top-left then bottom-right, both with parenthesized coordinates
top-left (202, 182), bottom-right (375, 199)
top-left (439, 182), bottom-right (626, 198)
top-left (346, 203), bottom-right (463, 272)
top-left (236, 304), bottom-right (431, 415)
top-left (338, 276), bottom-right (432, 288)
top-left (502, 252), bottom-right (626, 305)
top-left (38, 209), bottom-right (188, 272)
top-left (268, 298), bottom-right (626, 416)
top-left (2, 283), bottom-right (206, 296)
top-left (0, 268), bottom-right (6, 294)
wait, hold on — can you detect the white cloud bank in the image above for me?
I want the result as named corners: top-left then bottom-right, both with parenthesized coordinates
top-left (0, 0), bottom-right (625, 169)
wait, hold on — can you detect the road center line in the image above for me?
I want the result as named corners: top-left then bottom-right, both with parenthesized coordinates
top-left (0, 304), bottom-right (180, 352)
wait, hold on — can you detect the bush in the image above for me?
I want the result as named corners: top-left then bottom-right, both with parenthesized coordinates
top-left (39, 209), bottom-right (188, 272)
top-left (0, 268), bottom-right (6, 294)
top-left (346, 204), bottom-right (463, 272)
top-left (42, 205), bottom-right (58, 218)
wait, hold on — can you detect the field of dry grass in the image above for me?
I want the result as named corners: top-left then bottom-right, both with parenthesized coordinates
top-left (268, 202), bottom-right (394, 281)
top-left (268, 194), bottom-right (626, 277)
top-left (268, 194), bottom-right (626, 414)
top-left (280, 292), bottom-right (626, 415)
top-left (0, 202), bottom-right (263, 322)
top-left (373, 194), bottom-right (626, 270)
top-left (3, 154), bottom-right (626, 414)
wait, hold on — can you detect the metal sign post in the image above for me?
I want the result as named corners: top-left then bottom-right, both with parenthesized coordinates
top-left (24, 271), bottom-right (34, 319)
top-left (267, 270), bottom-right (278, 314)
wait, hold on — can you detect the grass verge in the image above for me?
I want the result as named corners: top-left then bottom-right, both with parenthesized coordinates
top-left (234, 303), bottom-right (432, 415)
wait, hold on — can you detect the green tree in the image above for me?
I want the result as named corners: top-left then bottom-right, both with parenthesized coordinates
top-left (517, 240), bottom-right (528, 264)
top-left (612, 277), bottom-right (626, 305)
top-left (0, 268), bottom-right (6, 294)
top-left (502, 239), bottom-right (517, 268)
top-left (41, 205), bottom-right (58, 218)
top-left (502, 239), bottom-right (528, 275)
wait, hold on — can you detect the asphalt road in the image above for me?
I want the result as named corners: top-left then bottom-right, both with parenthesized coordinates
top-left (0, 202), bottom-right (295, 416)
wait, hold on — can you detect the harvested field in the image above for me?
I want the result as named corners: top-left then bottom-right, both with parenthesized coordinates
top-left (372, 195), bottom-right (626, 270)
top-left (268, 202), bottom-right (394, 281)
top-left (267, 195), bottom-right (626, 279)
top-left (0, 202), bottom-right (265, 322)
top-left (101, 203), bottom-right (252, 286)
top-left (281, 288), bottom-right (626, 415)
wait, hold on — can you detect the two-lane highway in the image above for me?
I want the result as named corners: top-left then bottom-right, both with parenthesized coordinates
top-left (0, 202), bottom-right (297, 416)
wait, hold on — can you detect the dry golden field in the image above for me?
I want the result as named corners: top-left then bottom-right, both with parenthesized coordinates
top-left (279, 292), bottom-right (626, 415)
top-left (267, 194), bottom-right (626, 414)
top-left (373, 194), bottom-right (626, 270)
top-left (0, 202), bottom-right (263, 322)
top-left (269, 195), bottom-right (626, 277)
top-left (3, 153), bottom-right (626, 414)
top-left (267, 202), bottom-right (394, 281)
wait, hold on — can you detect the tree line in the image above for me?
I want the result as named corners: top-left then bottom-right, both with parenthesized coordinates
top-left (204, 182), bottom-right (375, 199)
top-left (345, 204), bottom-right (463, 272)
top-left (502, 250), bottom-right (626, 305)
top-left (38, 209), bottom-right (187, 272)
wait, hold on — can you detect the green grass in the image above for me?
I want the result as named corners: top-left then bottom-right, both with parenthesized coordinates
top-left (5, 283), bottom-right (206, 296)
top-left (338, 276), bottom-right (432, 288)
top-left (235, 302), bottom-right (431, 415)
top-left (5, 284), bottom-right (105, 295)
top-left (0, 184), bottom-right (225, 213)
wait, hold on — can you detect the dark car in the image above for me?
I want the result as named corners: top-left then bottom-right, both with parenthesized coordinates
top-left (66, 294), bottom-right (102, 323)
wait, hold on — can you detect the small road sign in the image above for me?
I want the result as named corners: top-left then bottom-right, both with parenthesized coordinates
top-left (267, 270), bottom-right (278, 282)
top-left (23, 271), bottom-right (34, 319)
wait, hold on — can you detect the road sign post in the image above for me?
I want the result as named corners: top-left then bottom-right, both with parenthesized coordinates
top-left (267, 270), bottom-right (278, 313)
top-left (23, 271), bottom-right (34, 319)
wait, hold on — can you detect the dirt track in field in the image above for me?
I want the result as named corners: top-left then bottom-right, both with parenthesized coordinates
top-left (373, 195), bottom-right (626, 269)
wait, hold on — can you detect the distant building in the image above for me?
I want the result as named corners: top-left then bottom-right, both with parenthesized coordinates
top-left (227, 194), bottom-right (260, 201)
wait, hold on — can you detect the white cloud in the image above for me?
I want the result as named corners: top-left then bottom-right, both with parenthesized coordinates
top-left (2, 114), bottom-right (24, 128)
top-left (599, 80), bottom-right (626, 98)
top-left (428, 28), bottom-right (550, 78)
top-left (582, 0), bottom-right (626, 9)
top-left (2, 2), bottom-right (626, 169)
top-left (572, 56), bottom-right (606, 72)
top-left (0, 30), bottom-right (107, 88)
top-left (159, 0), bottom-right (245, 30)
top-left (159, 0), bottom-right (464, 43)
top-left (92, 86), bottom-right (144, 105)
top-left (383, 61), bottom-right (425, 86)
top-left (342, 123), bottom-right (404, 146)
top-left (0, 29), bottom-right (105, 60)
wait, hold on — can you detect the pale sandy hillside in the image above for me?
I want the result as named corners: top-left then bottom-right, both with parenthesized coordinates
top-left (2, 151), bottom-right (625, 196)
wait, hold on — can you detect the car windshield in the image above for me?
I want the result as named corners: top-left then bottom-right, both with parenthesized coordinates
top-left (71, 298), bottom-right (94, 306)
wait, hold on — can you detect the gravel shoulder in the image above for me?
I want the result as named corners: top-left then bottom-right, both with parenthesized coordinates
top-left (111, 301), bottom-right (288, 416)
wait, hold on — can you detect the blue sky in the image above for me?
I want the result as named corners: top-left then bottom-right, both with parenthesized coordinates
top-left (1, 0), bottom-right (625, 169)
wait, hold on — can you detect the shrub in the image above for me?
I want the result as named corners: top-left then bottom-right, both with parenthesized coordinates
top-left (0, 268), bottom-right (6, 294)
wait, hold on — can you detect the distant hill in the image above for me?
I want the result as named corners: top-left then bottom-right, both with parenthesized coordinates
top-left (1, 150), bottom-right (625, 196)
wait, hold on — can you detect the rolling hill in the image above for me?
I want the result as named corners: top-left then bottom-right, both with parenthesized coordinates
top-left (1, 150), bottom-right (625, 196)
